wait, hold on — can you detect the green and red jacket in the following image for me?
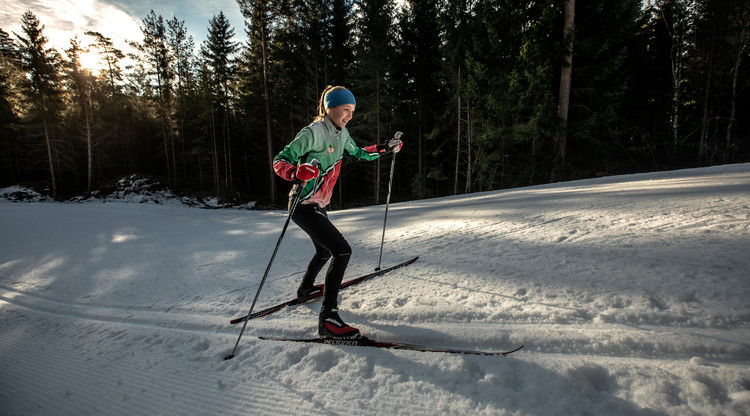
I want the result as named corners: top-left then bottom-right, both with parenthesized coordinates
top-left (274, 117), bottom-right (382, 208)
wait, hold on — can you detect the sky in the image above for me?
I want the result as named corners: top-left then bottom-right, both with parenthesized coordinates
top-left (1, 0), bottom-right (246, 69)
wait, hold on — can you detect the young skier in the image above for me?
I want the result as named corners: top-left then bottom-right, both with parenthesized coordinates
top-left (273, 86), bottom-right (402, 338)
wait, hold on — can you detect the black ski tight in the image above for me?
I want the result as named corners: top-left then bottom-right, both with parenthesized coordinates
top-left (292, 203), bottom-right (351, 310)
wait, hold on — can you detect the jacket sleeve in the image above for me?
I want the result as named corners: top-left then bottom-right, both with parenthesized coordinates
top-left (344, 136), bottom-right (382, 161)
top-left (274, 127), bottom-right (314, 181)
top-left (273, 160), bottom-right (296, 182)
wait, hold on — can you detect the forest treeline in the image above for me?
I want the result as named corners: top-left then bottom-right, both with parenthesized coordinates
top-left (1, 0), bottom-right (748, 208)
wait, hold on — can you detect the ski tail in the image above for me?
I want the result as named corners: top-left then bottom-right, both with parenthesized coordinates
top-left (340, 256), bottom-right (418, 289)
top-left (257, 335), bottom-right (523, 356)
top-left (230, 299), bottom-right (301, 324)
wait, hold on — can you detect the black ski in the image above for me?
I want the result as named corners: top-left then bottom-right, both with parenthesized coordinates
top-left (230, 256), bottom-right (419, 324)
top-left (257, 335), bottom-right (524, 356)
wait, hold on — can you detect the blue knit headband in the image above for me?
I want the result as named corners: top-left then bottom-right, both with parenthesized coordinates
top-left (324, 89), bottom-right (356, 110)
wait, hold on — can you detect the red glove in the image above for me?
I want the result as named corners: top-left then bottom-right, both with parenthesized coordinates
top-left (292, 163), bottom-right (319, 184)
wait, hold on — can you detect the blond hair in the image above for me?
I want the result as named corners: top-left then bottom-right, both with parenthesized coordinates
top-left (314, 85), bottom-right (349, 122)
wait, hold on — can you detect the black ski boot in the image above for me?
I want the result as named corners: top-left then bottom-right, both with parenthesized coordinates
top-left (297, 284), bottom-right (323, 302)
top-left (318, 308), bottom-right (360, 339)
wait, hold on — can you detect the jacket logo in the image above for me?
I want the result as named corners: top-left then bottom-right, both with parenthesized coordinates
top-left (327, 144), bottom-right (335, 153)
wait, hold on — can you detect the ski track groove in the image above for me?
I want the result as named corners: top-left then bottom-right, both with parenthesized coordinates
top-left (0, 286), bottom-right (225, 334)
top-left (0, 304), bottom-right (330, 416)
top-left (3, 281), bottom-right (749, 363)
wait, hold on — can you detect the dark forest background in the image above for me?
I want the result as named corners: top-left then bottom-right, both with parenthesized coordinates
top-left (1, 0), bottom-right (748, 209)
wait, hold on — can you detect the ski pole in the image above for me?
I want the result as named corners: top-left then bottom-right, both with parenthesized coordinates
top-left (375, 132), bottom-right (402, 271)
top-left (225, 159), bottom-right (321, 360)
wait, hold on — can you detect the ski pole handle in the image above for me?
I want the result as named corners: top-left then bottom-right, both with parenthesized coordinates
top-left (388, 131), bottom-right (403, 145)
top-left (386, 132), bottom-right (403, 154)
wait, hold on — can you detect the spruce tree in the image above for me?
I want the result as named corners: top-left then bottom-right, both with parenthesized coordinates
top-left (0, 28), bottom-right (23, 185)
top-left (16, 11), bottom-right (63, 196)
top-left (201, 11), bottom-right (238, 193)
top-left (63, 37), bottom-right (98, 191)
top-left (351, 0), bottom-right (397, 204)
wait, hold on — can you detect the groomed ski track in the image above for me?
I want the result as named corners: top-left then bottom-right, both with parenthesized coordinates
top-left (2, 164), bottom-right (750, 415)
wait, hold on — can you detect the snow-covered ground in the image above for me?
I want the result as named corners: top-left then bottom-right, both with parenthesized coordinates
top-left (1, 164), bottom-right (749, 415)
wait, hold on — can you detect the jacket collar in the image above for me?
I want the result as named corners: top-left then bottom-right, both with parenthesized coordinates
top-left (322, 116), bottom-right (343, 135)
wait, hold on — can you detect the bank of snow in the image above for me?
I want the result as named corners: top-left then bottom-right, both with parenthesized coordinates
top-left (1, 164), bottom-right (749, 415)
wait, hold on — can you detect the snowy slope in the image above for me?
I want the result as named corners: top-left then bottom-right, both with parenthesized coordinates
top-left (1, 164), bottom-right (749, 416)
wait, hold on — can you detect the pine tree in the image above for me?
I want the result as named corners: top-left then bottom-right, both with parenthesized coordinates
top-left (201, 11), bottom-right (238, 193)
top-left (237, 0), bottom-right (285, 204)
top-left (439, 0), bottom-right (474, 195)
top-left (398, 0), bottom-right (448, 199)
top-left (63, 37), bottom-right (98, 191)
top-left (83, 30), bottom-right (132, 183)
top-left (566, 0), bottom-right (643, 177)
top-left (167, 16), bottom-right (196, 187)
top-left (0, 28), bottom-right (24, 184)
top-left (351, 0), bottom-right (398, 204)
top-left (84, 31), bottom-right (124, 96)
top-left (330, 0), bottom-right (355, 86)
top-left (459, 0), bottom-right (556, 190)
top-left (717, 0), bottom-right (749, 163)
top-left (655, 0), bottom-right (699, 163)
top-left (131, 10), bottom-right (176, 183)
top-left (16, 11), bottom-right (64, 196)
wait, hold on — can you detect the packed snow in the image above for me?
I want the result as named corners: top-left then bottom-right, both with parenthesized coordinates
top-left (1, 164), bottom-right (749, 415)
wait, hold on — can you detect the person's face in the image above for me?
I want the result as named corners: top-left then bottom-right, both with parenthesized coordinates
top-left (327, 104), bottom-right (355, 128)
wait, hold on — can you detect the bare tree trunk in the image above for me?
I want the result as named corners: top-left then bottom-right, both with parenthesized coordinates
top-left (224, 87), bottom-right (233, 190)
top-left (42, 115), bottom-right (57, 197)
top-left (464, 103), bottom-right (472, 194)
top-left (658, 0), bottom-right (690, 161)
top-left (375, 64), bottom-right (382, 205)
top-left (260, 7), bottom-right (276, 204)
top-left (160, 112), bottom-right (170, 183)
top-left (551, 0), bottom-right (574, 183)
top-left (417, 82), bottom-right (424, 199)
top-left (669, 47), bottom-right (683, 155)
top-left (454, 67), bottom-right (461, 195)
top-left (725, 26), bottom-right (747, 162)
top-left (210, 102), bottom-right (220, 194)
top-left (698, 42), bottom-right (714, 165)
top-left (169, 103), bottom-right (177, 187)
top-left (154, 57), bottom-right (172, 185)
top-left (85, 96), bottom-right (94, 192)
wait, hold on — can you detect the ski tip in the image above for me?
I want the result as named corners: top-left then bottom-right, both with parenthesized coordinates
top-left (502, 345), bottom-right (525, 355)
